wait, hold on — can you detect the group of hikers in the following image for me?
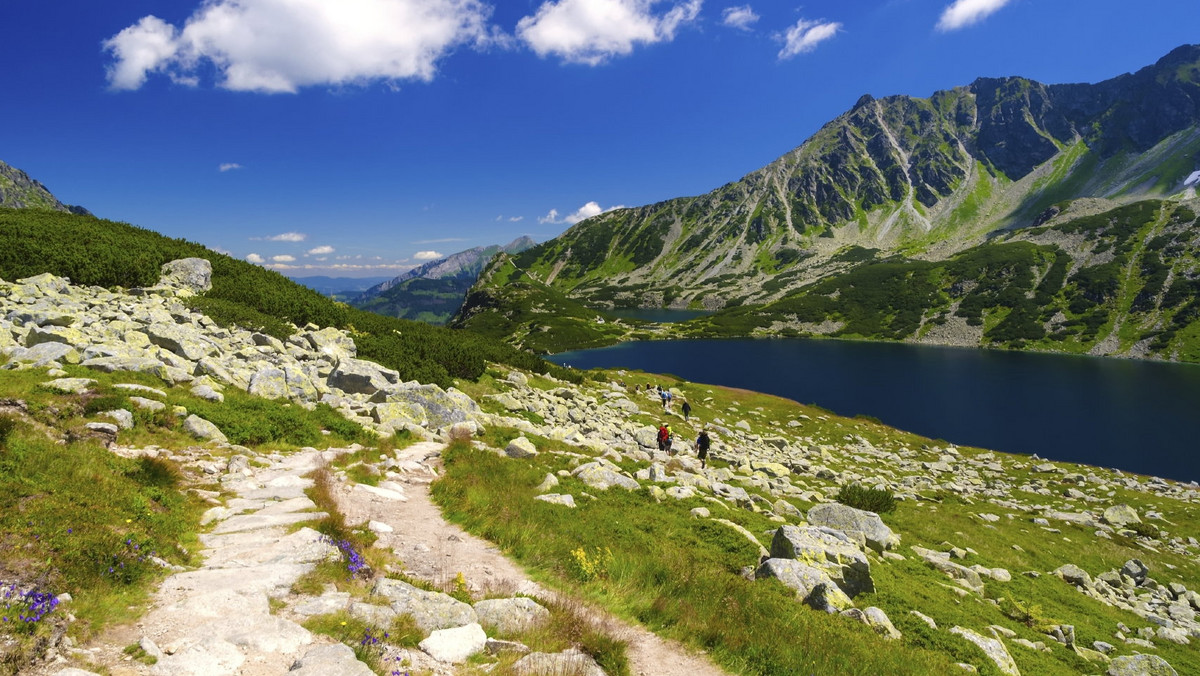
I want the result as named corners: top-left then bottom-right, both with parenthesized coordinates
top-left (640, 383), bottom-right (710, 469)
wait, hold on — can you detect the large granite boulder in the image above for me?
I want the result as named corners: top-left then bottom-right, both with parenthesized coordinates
top-left (419, 623), bottom-right (487, 664)
top-left (512, 649), bottom-right (606, 676)
top-left (756, 558), bottom-right (853, 613)
top-left (328, 358), bottom-right (400, 395)
top-left (159, 258), bottom-right (213, 294)
top-left (144, 322), bottom-right (216, 361)
top-left (950, 626), bottom-right (1020, 675)
top-left (371, 578), bottom-right (476, 633)
top-left (184, 415), bottom-right (228, 444)
top-left (770, 525), bottom-right (873, 596)
top-left (1103, 504), bottom-right (1142, 528)
top-left (372, 382), bottom-right (479, 428)
top-left (807, 503), bottom-right (899, 553)
top-left (303, 326), bottom-right (356, 362)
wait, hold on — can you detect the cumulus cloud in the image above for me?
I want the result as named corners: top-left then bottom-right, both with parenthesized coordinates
top-left (721, 5), bottom-right (758, 30)
top-left (307, 245), bottom-right (335, 255)
top-left (104, 0), bottom-right (494, 93)
top-left (252, 232), bottom-right (307, 242)
top-left (246, 253), bottom-right (265, 264)
top-left (777, 18), bottom-right (841, 59)
top-left (539, 201), bottom-right (622, 224)
top-left (272, 254), bottom-right (296, 262)
top-left (936, 0), bottom-right (1012, 31)
top-left (218, 162), bottom-right (243, 172)
top-left (414, 250), bottom-right (444, 260)
top-left (517, 0), bottom-right (702, 66)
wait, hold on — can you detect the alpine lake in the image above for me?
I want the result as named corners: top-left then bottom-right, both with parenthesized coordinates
top-left (551, 333), bottom-right (1200, 483)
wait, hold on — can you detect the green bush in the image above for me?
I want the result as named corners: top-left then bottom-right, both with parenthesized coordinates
top-left (835, 484), bottom-right (897, 514)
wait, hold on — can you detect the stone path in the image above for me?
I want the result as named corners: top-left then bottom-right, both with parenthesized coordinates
top-left (43, 441), bottom-right (729, 676)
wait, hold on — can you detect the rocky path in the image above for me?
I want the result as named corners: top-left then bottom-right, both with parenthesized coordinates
top-left (43, 441), bottom-right (729, 676)
top-left (335, 441), bottom-right (730, 676)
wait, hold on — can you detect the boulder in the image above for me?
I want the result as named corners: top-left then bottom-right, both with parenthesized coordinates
top-left (506, 437), bottom-right (539, 459)
top-left (328, 358), bottom-right (400, 395)
top-left (371, 578), bottom-right (476, 633)
top-left (8, 342), bottom-right (81, 366)
top-left (807, 502), bottom-right (899, 552)
top-left (770, 525), bottom-right (873, 596)
top-left (912, 547), bottom-right (984, 594)
top-left (144, 322), bottom-right (216, 361)
top-left (1054, 564), bottom-right (1093, 588)
top-left (950, 626), bottom-right (1020, 675)
top-left (1107, 654), bottom-right (1178, 676)
top-left (534, 493), bottom-right (576, 508)
top-left (303, 326), bottom-right (356, 362)
top-left (183, 415), bottom-right (228, 444)
top-left (756, 558), bottom-right (853, 613)
top-left (1103, 504), bottom-right (1142, 528)
top-left (41, 377), bottom-right (96, 394)
top-left (474, 597), bottom-right (550, 635)
top-left (419, 622), bottom-right (487, 664)
top-left (512, 648), bottom-right (606, 676)
top-left (249, 368), bottom-right (291, 400)
top-left (372, 382), bottom-right (478, 428)
top-left (1121, 559), bottom-right (1149, 585)
top-left (572, 462), bottom-right (640, 491)
top-left (159, 258), bottom-right (213, 293)
top-left (288, 643), bottom-right (375, 675)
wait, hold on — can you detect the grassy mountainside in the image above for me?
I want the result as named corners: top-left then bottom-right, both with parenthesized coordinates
top-left (0, 207), bottom-right (576, 386)
top-left (456, 198), bottom-right (1200, 361)
top-left (457, 44), bottom-right (1200, 324)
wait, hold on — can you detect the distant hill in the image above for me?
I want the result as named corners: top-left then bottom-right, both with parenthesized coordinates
top-left (353, 236), bottom-right (535, 324)
top-left (289, 275), bottom-right (394, 299)
top-left (0, 159), bottom-right (91, 215)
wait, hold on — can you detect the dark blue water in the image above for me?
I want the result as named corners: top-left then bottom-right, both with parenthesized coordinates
top-left (550, 339), bottom-right (1200, 482)
top-left (605, 308), bottom-right (712, 323)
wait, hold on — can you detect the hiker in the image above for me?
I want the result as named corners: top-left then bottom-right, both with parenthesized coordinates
top-left (696, 428), bottom-right (711, 469)
top-left (657, 423), bottom-right (671, 453)
top-left (681, 399), bottom-right (691, 421)
top-left (664, 390), bottom-right (673, 410)
top-left (660, 388), bottom-right (669, 409)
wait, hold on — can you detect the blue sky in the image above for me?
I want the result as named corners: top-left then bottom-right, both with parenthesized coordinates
top-left (2, 1), bottom-right (1195, 277)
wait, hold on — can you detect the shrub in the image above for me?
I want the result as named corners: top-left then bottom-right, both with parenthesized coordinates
top-left (836, 484), bottom-right (896, 514)
top-left (1129, 522), bottom-right (1162, 539)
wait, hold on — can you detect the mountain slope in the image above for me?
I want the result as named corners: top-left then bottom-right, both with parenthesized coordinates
top-left (353, 236), bottom-right (535, 324)
top-left (466, 45), bottom-right (1200, 315)
top-left (0, 159), bottom-right (91, 214)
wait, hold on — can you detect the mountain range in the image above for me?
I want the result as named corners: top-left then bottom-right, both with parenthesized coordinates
top-left (351, 236), bottom-right (535, 324)
top-left (454, 45), bottom-right (1200, 360)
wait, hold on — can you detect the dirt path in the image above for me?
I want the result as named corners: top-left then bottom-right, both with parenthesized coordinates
top-left (335, 441), bottom-right (731, 676)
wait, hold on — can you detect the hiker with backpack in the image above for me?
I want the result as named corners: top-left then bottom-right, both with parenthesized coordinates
top-left (657, 423), bottom-right (672, 453)
top-left (681, 399), bottom-right (691, 421)
top-left (696, 428), bottom-right (711, 469)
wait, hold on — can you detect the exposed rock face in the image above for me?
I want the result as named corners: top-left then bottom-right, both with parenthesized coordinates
top-left (769, 525), bottom-right (873, 596)
top-left (158, 258), bottom-right (213, 294)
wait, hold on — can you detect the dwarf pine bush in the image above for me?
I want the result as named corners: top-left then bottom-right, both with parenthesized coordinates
top-left (836, 484), bottom-right (897, 514)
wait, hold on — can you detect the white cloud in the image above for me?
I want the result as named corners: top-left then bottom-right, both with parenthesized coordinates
top-left (218, 162), bottom-right (243, 172)
top-left (509, 216), bottom-right (524, 222)
top-left (539, 201), bottom-right (623, 224)
top-left (414, 250), bottom-right (444, 260)
top-left (252, 232), bottom-right (307, 242)
top-left (104, 0), bottom-right (494, 93)
top-left (307, 245), bottom-right (335, 255)
top-left (721, 5), bottom-right (758, 30)
top-left (246, 253), bottom-right (265, 264)
top-left (936, 0), bottom-right (1012, 31)
top-left (517, 0), bottom-right (701, 66)
top-left (272, 254), bottom-right (296, 262)
top-left (777, 18), bottom-right (841, 60)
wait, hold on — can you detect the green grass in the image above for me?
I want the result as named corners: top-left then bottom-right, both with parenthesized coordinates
top-left (432, 443), bottom-right (957, 675)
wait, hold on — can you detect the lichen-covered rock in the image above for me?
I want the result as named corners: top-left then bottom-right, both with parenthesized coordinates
top-left (506, 437), bottom-right (539, 459)
top-left (159, 258), bottom-right (213, 293)
top-left (770, 525), bottom-right (873, 596)
top-left (1107, 653), bottom-right (1178, 676)
top-left (1103, 504), bottom-right (1142, 528)
top-left (474, 597), bottom-right (550, 635)
top-left (371, 578), bottom-right (476, 633)
top-left (419, 623), bottom-right (487, 664)
top-left (184, 414), bottom-right (228, 444)
top-left (950, 626), bottom-right (1020, 675)
top-left (303, 326), bottom-right (356, 362)
top-left (573, 461), bottom-right (640, 491)
top-left (756, 558), bottom-right (853, 613)
top-left (1054, 564), bottom-right (1093, 588)
top-left (807, 502), bottom-right (899, 552)
top-left (144, 322), bottom-right (216, 361)
top-left (41, 377), bottom-right (96, 394)
top-left (328, 358), bottom-right (399, 395)
top-left (534, 493), bottom-right (576, 508)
